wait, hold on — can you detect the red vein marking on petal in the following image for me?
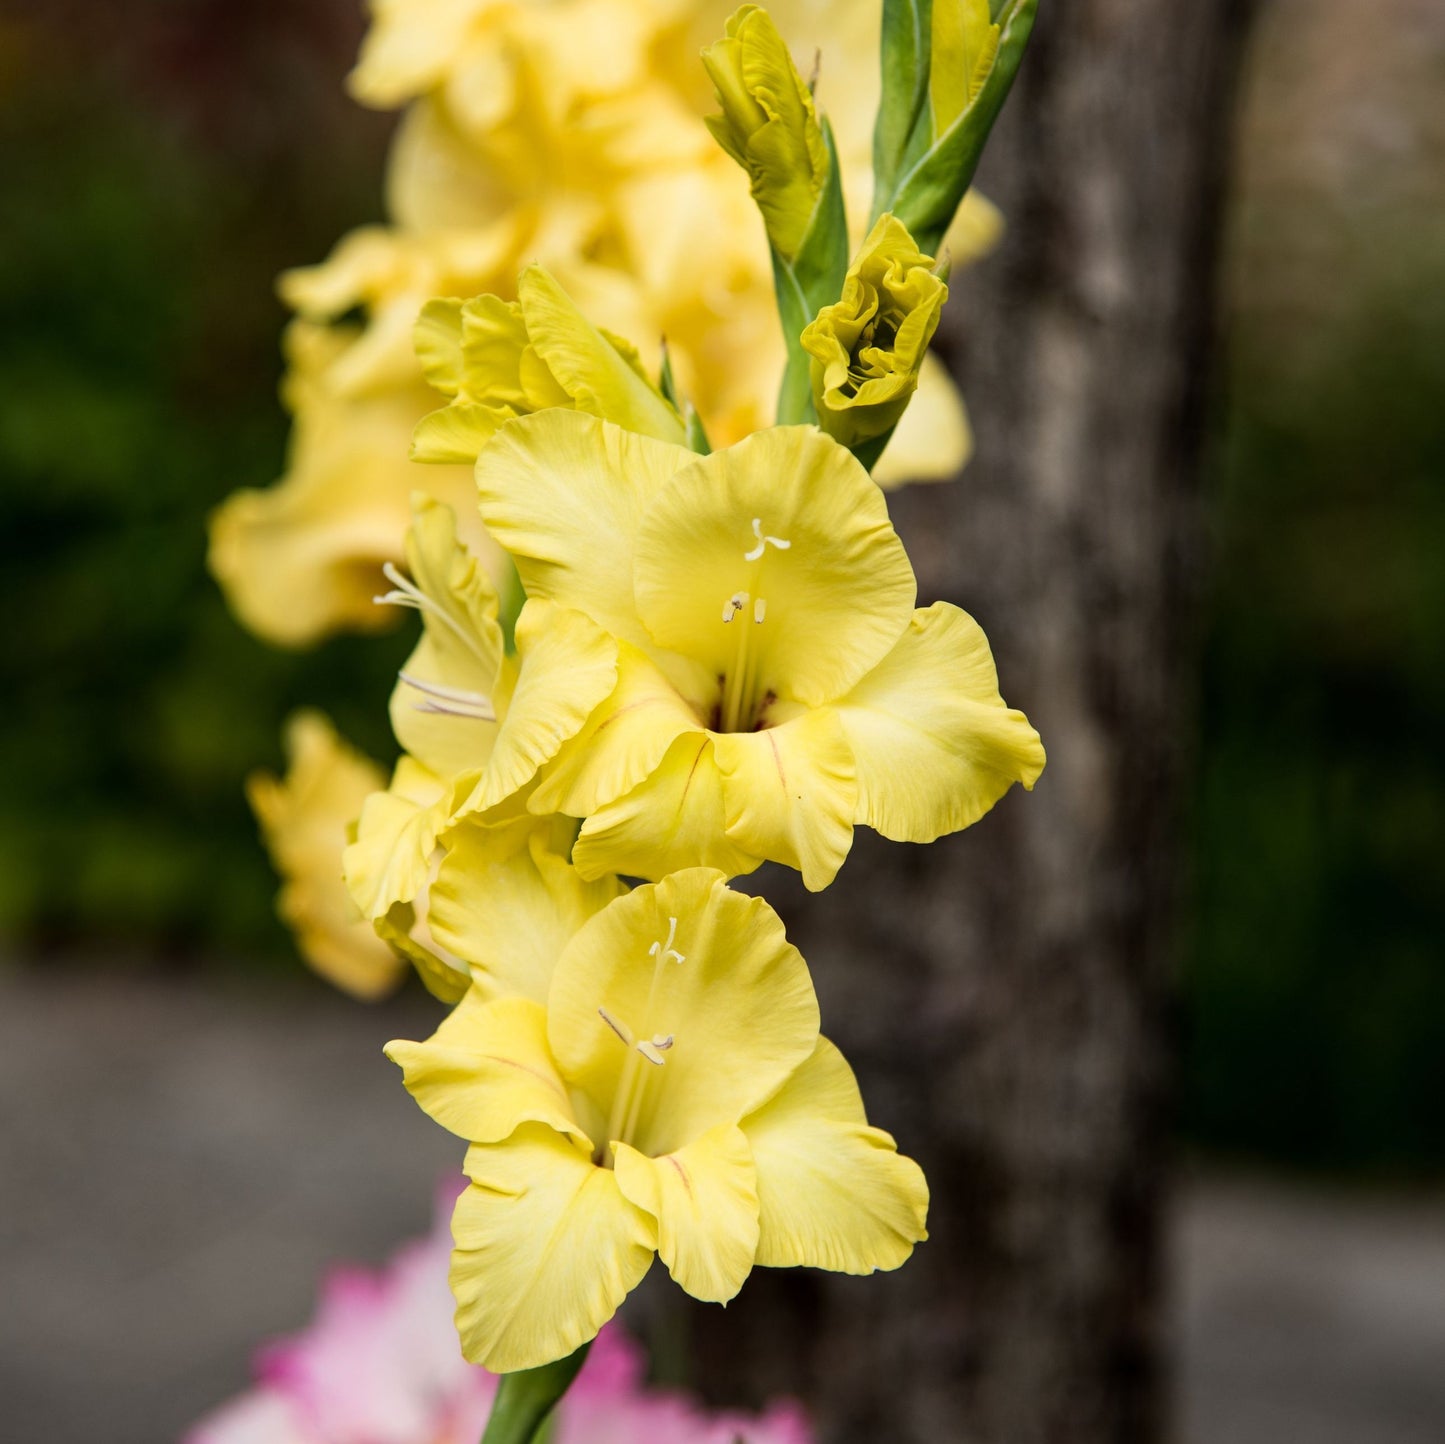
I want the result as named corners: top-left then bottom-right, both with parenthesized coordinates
top-left (665, 1153), bottom-right (695, 1201)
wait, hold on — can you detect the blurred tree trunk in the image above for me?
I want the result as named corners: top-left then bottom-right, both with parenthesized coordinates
top-left (682, 2), bottom-right (1251, 1440)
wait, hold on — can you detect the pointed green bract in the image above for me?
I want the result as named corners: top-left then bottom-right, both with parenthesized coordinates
top-left (872, 0), bottom-right (1036, 253)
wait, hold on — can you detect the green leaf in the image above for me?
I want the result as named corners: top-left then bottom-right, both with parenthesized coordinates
top-left (871, 0), bottom-right (934, 217)
top-left (773, 118), bottom-right (850, 424)
top-left (887, 0), bottom-right (1037, 253)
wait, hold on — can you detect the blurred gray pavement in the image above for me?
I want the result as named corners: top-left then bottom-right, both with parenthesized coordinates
top-left (3, 966), bottom-right (1444, 1444)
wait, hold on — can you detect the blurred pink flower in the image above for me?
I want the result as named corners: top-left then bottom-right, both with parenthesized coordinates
top-left (184, 1183), bottom-right (810, 1444)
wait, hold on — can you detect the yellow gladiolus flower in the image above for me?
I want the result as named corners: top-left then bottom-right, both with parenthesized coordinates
top-left (208, 322), bottom-right (501, 648)
top-left (411, 263), bottom-right (685, 464)
top-left (474, 411), bottom-right (1046, 890)
top-left (387, 867), bottom-right (929, 1372)
top-left (246, 711), bottom-right (404, 1000)
top-left (702, 4), bottom-right (829, 262)
top-left (341, 496), bottom-right (622, 995)
top-left (802, 214), bottom-right (947, 453)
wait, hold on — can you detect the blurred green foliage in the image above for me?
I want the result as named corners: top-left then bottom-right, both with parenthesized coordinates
top-left (1184, 39), bottom-right (1445, 1172)
top-left (0, 7), bottom-right (405, 961)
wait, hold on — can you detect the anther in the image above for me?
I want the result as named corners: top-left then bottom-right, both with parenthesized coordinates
top-left (753, 597), bottom-right (767, 624)
top-left (636, 1039), bottom-right (669, 1066)
top-left (598, 1007), bottom-right (634, 1046)
top-left (744, 517), bottom-right (792, 562)
top-left (722, 591), bottom-right (749, 623)
top-left (648, 916), bottom-right (685, 965)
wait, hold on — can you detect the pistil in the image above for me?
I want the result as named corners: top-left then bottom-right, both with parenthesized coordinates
top-left (600, 917), bottom-right (686, 1156)
top-left (718, 518), bottom-right (789, 732)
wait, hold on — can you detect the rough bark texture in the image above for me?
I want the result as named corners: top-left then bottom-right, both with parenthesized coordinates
top-left (681, 3), bottom-right (1250, 1440)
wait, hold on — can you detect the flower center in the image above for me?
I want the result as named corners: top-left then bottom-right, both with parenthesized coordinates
top-left (718, 518), bottom-right (789, 733)
top-left (599, 916), bottom-right (686, 1157)
top-left (842, 299), bottom-right (899, 396)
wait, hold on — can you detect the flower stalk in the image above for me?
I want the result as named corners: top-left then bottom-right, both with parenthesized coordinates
top-left (479, 1342), bottom-right (592, 1444)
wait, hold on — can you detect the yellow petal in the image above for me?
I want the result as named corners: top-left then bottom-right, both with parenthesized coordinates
top-left (517, 265), bottom-right (685, 445)
top-left (613, 1122), bottom-right (759, 1303)
top-left (571, 733), bottom-right (762, 884)
top-left (633, 427), bottom-right (917, 709)
top-left (547, 869), bottom-right (818, 1158)
top-left (342, 757), bottom-right (448, 921)
top-left (930, 0), bottom-right (999, 134)
top-left (246, 711), bottom-right (402, 1000)
top-left (474, 411), bottom-right (692, 654)
top-left (388, 497), bottom-right (507, 779)
top-left (451, 1127), bottom-right (656, 1372)
top-left (455, 599), bottom-right (619, 818)
top-left (428, 828), bottom-right (624, 1004)
top-left (374, 899), bottom-right (471, 1004)
top-left (411, 399), bottom-right (515, 465)
top-left (387, 992), bottom-right (588, 1148)
top-left (742, 1036), bottom-right (929, 1273)
top-left (413, 297), bottom-right (465, 397)
top-left (835, 602), bottom-right (1045, 841)
top-left (349, 0), bottom-right (481, 107)
top-left (712, 708), bottom-right (857, 891)
top-left (872, 352), bottom-right (972, 489)
top-left (460, 295), bottom-right (531, 407)
top-left (528, 643), bottom-right (704, 819)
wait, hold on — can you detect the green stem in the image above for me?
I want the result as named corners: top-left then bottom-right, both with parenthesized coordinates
top-left (480, 1342), bottom-right (591, 1444)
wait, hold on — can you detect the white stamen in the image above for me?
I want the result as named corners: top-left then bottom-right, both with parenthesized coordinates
top-left (398, 671), bottom-right (496, 721)
top-left (744, 517), bottom-right (791, 562)
top-left (650, 1033), bottom-right (674, 1050)
top-left (722, 591), bottom-right (749, 623)
top-left (753, 597), bottom-right (767, 624)
top-left (648, 916), bottom-right (685, 966)
top-left (373, 561), bottom-right (425, 610)
top-left (636, 1040), bottom-right (669, 1066)
top-left (598, 1006), bottom-right (634, 1046)
top-left (374, 562), bottom-right (497, 672)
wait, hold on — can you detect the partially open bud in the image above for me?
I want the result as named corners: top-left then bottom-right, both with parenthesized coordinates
top-left (702, 5), bottom-right (829, 262)
top-left (411, 264), bottom-right (684, 463)
top-left (801, 215), bottom-right (947, 454)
